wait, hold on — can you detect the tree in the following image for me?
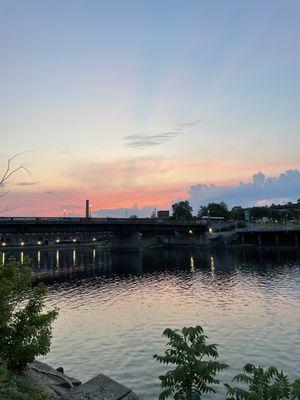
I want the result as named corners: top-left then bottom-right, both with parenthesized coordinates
top-left (225, 363), bottom-right (300, 400)
top-left (230, 206), bottom-right (245, 221)
top-left (0, 152), bottom-right (30, 213)
top-left (172, 201), bottom-right (193, 221)
top-left (198, 202), bottom-right (230, 220)
top-left (250, 206), bottom-right (270, 220)
top-left (0, 259), bottom-right (58, 371)
top-left (153, 326), bottom-right (228, 400)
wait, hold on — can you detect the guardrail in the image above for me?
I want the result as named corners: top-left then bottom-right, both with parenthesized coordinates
top-left (0, 217), bottom-right (207, 225)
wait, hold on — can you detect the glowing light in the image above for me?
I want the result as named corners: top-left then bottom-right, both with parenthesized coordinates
top-left (92, 237), bottom-right (96, 242)
top-left (2, 253), bottom-right (5, 266)
top-left (37, 241), bottom-right (41, 245)
top-left (2, 242), bottom-right (6, 246)
top-left (56, 239), bottom-right (60, 243)
top-left (209, 227), bottom-right (213, 234)
top-left (72, 238), bottom-right (77, 242)
top-left (37, 250), bottom-right (41, 266)
top-left (20, 251), bottom-right (24, 265)
top-left (20, 241), bottom-right (25, 246)
top-left (189, 230), bottom-right (193, 235)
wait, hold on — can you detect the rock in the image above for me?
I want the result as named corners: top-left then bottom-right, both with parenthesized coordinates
top-left (27, 361), bottom-right (81, 397)
top-left (57, 367), bottom-right (64, 374)
top-left (62, 374), bottom-right (139, 400)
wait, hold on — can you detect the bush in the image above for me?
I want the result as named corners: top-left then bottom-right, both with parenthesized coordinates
top-left (0, 258), bottom-right (58, 371)
top-left (236, 220), bottom-right (246, 228)
top-left (155, 326), bottom-right (300, 400)
top-left (0, 356), bottom-right (47, 400)
top-left (153, 326), bottom-right (228, 400)
top-left (226, 363), bottom-right (300, 400)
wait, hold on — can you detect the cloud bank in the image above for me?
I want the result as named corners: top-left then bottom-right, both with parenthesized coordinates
top-left (188, 170), bottom-right (300, 210)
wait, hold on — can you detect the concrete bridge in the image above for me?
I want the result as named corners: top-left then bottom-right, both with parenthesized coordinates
top-left (237, 225), bottom-right (300, 248)
top-left (210, 224), bottom-right (300, 248)
top-left (0, 217), bottom-right (208, 250)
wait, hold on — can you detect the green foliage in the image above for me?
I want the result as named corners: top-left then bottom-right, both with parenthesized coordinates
top-left (225, 363), bottom-right (300, 400)
top-left (0, 356), bottom-right (47, 400)
top-left (153, 326), bottom-right (229, 400)
top-left (198, 202), bottom-right (230, 220)
top-left (230, 207), bottom-right (245, 221)
top-left (172, 201), bottom-right (193, 221)
top-left (0, 259), bottom-right (58, 371)
top-left (236, 220), bottom-right (246, 228)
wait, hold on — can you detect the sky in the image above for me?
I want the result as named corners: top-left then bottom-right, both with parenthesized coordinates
top-left (0, 0), bottom-right (299, 216)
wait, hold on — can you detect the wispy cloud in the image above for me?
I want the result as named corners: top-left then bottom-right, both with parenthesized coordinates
top-left (16, 181), bottom-right (38, 186)
top-left (124, 120), bottom-right (200, 148)
top-left (124, 131), bottom-right (182, 148)
top-left (175, 119), bottom-right (201, 130)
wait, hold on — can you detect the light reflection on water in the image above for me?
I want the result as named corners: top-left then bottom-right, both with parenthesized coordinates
top-left (2, 246), bottom-right (300, 399)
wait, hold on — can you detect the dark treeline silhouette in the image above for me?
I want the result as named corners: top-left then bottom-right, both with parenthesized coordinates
top-left (171, 200), bottom-right (300, 223)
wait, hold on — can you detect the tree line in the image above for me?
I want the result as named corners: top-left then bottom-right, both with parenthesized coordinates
top-left (171, 201), bottom-right (300, 223)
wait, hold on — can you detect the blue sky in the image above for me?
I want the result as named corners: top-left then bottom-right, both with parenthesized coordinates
top-left (0, 0), bottom-right (299, 215)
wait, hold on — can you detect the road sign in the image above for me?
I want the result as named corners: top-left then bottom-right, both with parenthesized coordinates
top-left (245, 210), bottom-right (250, 222)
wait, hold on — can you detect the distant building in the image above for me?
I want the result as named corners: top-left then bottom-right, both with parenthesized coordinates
top-left (270, 199), bottom-right (300, 210)
top-left (157, 210), bottom-right (170, 220)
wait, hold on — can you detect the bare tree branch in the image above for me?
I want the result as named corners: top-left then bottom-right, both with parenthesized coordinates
top-left (0, 152), bottom-right (31, 207)
top-left (0, 205), bottom-right (17, 215)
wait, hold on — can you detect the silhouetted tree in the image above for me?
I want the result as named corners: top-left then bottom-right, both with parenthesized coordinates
top-left (198, 202), bottom-right (230, 220)
top-left (230, 206), bottom-right (245, 221)
top-left (172, 201), bottom-right (193, 221)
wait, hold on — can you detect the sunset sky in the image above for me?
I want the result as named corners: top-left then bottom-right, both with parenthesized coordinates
top-left (1, 1), bottom-right (300, 216)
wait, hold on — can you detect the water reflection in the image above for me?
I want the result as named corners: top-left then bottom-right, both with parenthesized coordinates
top-left (190, 255), bottom-right (195, 272)
top-left (37, 250), bottom-right (41, 268)
top-left (72, 249), bottom-right (76, 267)
top-left (1, 246), bottom-right (300, 283)
top-left (56, 250), bottom-right (60, 268)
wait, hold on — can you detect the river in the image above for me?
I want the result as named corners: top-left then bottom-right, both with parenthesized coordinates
top-left (2, 246), bottom-right (300, 399)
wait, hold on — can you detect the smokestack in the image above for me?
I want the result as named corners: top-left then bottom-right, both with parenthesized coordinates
top-left (85, 199), bottom-right (90, 219)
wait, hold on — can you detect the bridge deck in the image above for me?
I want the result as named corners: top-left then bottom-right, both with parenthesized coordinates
top-left (0, 218), bottom-right (208, 234)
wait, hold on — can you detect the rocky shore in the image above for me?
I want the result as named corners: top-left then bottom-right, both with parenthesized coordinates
top-left (26, 361), bottom-right (139, 400)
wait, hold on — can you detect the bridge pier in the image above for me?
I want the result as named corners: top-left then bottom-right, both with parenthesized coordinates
top-left (241, 233), bottom-right (245, 245)
top-left (110, 232), bottom-right (142, 252)
top-left (258, 234), bottom-right (262, 247)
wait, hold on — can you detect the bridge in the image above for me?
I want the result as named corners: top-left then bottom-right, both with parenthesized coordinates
top-left (0, 217), bottom-right (208, 250)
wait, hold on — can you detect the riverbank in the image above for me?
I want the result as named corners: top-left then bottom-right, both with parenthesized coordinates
top-left (18, 361), bottom-right (139, 400)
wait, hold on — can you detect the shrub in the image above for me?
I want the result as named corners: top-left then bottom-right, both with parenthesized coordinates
top-left (153, 326), bottom-right (228, 400)
top-left (0, 258), bottom-right (58, 371)
top-left (236, 220), bottom-right (246, 229)
top-left (225, 363), bottom-right (300, 400)
top-left (0, 356), bottom-right (47, 400)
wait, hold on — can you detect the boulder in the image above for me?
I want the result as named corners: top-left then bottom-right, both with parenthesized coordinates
top-left (62, 374), bottom-right (139, 400)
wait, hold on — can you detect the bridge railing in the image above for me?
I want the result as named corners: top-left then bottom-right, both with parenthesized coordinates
top-left (0, 217), bottom-right (207, 225)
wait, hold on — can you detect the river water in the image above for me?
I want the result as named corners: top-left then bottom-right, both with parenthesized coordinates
top-left (2, 246), bottom-right (300, 398)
